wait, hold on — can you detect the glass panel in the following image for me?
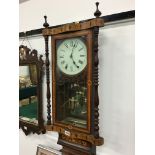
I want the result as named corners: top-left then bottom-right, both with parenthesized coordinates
top-left (19, 65), bottom-right (38, 125)
top-left (56, 36), bottom-right (87, 129)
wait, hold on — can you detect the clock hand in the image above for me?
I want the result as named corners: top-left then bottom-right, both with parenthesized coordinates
top-left (70, 49), bottom-right (79, 68)
top-left (70, 45), bottom-right (77, 58)
top-left (73, 60), bottom-right (79, 68)
top-left (70, 48), bottom-right (74, 58)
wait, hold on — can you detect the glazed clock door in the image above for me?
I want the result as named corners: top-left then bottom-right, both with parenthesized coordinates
top-left (52, 30), bottom-right (92, 133)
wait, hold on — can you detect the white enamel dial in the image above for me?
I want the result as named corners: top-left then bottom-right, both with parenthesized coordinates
top-left (57, 38), bottom-right (87, 75)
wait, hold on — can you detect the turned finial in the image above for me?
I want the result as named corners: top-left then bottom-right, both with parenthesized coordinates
top-left (94, 2), bottom-right (102, 18)
top-left (43, 15), bottom-right (49, 28)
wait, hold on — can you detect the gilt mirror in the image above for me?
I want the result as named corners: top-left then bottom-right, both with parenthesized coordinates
top-left (19, 45), bottom-right (45, 135)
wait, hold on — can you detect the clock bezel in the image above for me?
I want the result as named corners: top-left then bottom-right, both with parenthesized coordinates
top-left (51, 29), bottom-right (93, 133)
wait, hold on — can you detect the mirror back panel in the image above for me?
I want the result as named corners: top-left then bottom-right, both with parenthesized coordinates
top-left (19, 45), bottom-right (45, 135)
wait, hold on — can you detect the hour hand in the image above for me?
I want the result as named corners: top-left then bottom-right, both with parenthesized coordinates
top-left (70, 49), bottom-right (74, 58)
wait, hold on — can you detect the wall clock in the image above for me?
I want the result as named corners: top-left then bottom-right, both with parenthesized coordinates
top-left (43, 2), bottom-right (104, 155)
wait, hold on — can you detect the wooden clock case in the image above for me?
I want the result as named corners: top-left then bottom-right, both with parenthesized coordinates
top-left (43, 2), bottom-right (104, 155)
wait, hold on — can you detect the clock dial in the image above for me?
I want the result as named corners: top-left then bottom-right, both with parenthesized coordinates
top-left (57, 38), bottom-right (87, 75)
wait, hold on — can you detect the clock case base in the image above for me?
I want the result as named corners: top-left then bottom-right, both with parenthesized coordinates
top-left (58, 135), bottom-right (96, 155)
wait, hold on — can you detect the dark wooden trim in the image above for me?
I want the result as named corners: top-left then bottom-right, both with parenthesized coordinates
top-left (19, 10), bottom-right (135, 37)
top-left (103, 10), bottom-right (135, 23)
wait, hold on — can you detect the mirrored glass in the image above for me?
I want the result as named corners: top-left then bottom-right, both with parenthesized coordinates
top-left (19, 65), bottom-right (38, 125)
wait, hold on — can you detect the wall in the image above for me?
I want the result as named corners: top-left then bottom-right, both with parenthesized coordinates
top-left (19, 0), bottom-right (135, 155)
top-left (19, 0), bottom-right (134, 32)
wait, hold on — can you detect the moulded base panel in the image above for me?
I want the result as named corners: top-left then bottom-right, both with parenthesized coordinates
top-left (58, 134), bottom-right (96, 155)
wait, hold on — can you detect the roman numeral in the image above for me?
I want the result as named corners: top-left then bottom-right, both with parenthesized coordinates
top-left (79, 47), bottom-right (83, 51)
top-left (61, 60), bottom-right (65, 64)
top-left (80, 55), bottom-right (85, 57)
top-left (65, 64), bottom-right (68, 69)
top-left (64, 43), bottom-right (68, 48)
top-left (70, 40), bottom-right (78, 48)
top-left (79, 60), bottom-right (83, 64)
top-left (70, 41), bottom-right (74, 47)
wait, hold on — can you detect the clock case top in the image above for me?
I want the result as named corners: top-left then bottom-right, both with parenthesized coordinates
top-left (43, 15), bottom-right (104, 155)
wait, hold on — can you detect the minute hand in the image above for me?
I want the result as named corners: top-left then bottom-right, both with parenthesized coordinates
top-left (70, 49), bottom-right (79, 68)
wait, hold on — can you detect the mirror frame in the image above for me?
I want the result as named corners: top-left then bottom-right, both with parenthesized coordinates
top-left (19, 45), bottom-right (45, 135)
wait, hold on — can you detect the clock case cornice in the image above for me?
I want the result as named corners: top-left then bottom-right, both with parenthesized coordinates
top-left (42, 18), bottom-right (104, 36)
